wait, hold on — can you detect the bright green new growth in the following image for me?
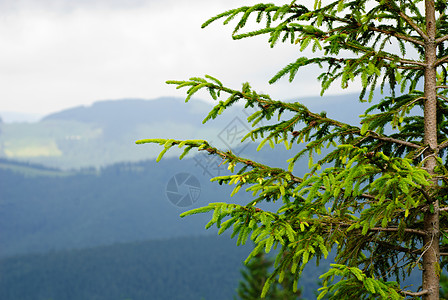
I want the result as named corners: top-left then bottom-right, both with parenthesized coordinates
top-left (137, 1), bottom-right (448, 299)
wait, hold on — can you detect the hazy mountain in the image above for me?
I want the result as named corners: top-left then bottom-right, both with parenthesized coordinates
top-left (0, 93), bottom-right (370, 169)
top-left (0, 111), bottom-right (43, 123)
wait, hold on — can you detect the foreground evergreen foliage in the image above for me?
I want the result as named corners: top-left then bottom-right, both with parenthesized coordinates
top-left (138, 1), bottom-right (448, 299)
top-left (235, 249), bottom-right (303, 299)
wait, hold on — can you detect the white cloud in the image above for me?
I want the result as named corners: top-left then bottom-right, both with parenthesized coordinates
top-left (0, 0), bottom-right (361, 114)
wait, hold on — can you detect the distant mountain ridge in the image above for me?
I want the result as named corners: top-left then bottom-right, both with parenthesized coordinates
top-left (0, 93), bottom-right (371, 169)
top-left (0, 97), bottom-right (231, 169)
top-left (42, 97), bottom-right (213, 127)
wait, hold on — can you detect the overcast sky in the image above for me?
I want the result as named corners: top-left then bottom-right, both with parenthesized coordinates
top-left (0, 0), bottom-right (362, 115)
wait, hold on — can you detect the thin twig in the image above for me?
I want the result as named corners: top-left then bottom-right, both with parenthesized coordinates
top-left (380, 55), bottom-right (426, 67)
top-left (367, 132), bottom-right (421, 149)
top-left (436, 53), bottom-right (448, 66)
top-left (413, 146), bottom-right (429, 159)
top-left (401, 289), bottom-right (429, 296)
top-left (437, 140), bottom-right (448, 151)
top-left (369, 227), bottom-right (426, 236)
top-left (368, 26), bottom-right (424, 46)
top-left (413, 232), bottom-right (435, 269)
top-left (437, 94), bottom-right (448, 102)
top-left (436, 34), bottom-right (448, 44)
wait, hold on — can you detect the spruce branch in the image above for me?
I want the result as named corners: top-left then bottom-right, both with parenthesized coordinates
top-left (367, 26), bottom-right (424, 46)
top-left (401, 289), bottom-right (429, 297)
top-left (437, 140), bottom-right (448, 151)
top-left (435, 34), bottom-right (448, 44)
top-left (381, 0), bottom-right (428, 41)
top-left (368, 227), bottom-right (426, 236)
top-left (436, 53), bottom-right (448, 66)
top-left (366, 131), bottom-right (421, 149)
top-left (319, 13), bottom-right (425, 46)
top-left (437, 94), bottom-right (448, 102)
top-left (334, 40), bottom-right (420, 67)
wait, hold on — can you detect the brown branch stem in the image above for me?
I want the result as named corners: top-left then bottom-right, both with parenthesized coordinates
top-left (401, 289), bottom-right (429, 297)
top-left (437, 140), bottom-right (448, 151)
top-left (369, 227), bottom-right (426, 236)
top-left (435, 34), bottom-right (448, 44)
top-left (367, 132), bottom-right (421, 149)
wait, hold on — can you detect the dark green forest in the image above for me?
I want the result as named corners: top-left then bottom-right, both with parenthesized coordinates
top-left (0, 234), bottom-right (338, 300)
top-left (0, 235), bottom-right (251, 300)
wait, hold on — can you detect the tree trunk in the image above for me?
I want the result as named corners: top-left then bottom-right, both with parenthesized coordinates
top-left (422, 1), bottom-right (440, 299)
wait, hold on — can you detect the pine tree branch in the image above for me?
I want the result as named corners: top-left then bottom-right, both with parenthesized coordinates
top-left (169, 79), bottom-right (424, 171)
top-left (317, 13), bottom-right (424, 46)
top-left (337, 41), bottom-right (425, 68)
top-left (379, 55), bottom-right (426, 67)
top-left (321, 220), bottom-right (426, 236)
top-left (322, 220), bottom-right (428, 236)
top-left (401, 289), bottom-right (429, 297)
top-left (325, 15), bottom-right (425, 46)
top-left (202, 145), bottom-right (378, 202)
top-left (266, 18), bottom-right (424, 69)
top-left (435, 34), bottom-right (448, 44)
top-left (367, 131), bottom-right (421, 149)
top-left (437, 140), bottom-right (448, 151)
top-left (368, 227), bottom-right (426, 236)
top-left (435, 53), bottom-right (448, 66)
top-left (437, 94), bottom-right (448, 102)
top-left (205, 83), bottom-right (359, 131)
top-left (440, 207), bottom-right (448, 212)
top-left (200, 146), bottom-right (277, 173)
top-left (139, 138), bottom-right (393, 206)
top-left (395, 65), bottom-right (426, 70)
top-left (204, 143), bottom-right (385, 204)
top-left (368, 27), bottom-right (424, 46)
top-left (308, 219), bottom-right (426, 236)
top-left (417, 189), bottom-right (433, 204)
top-left (381, 0), bottom-right (428, 41)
